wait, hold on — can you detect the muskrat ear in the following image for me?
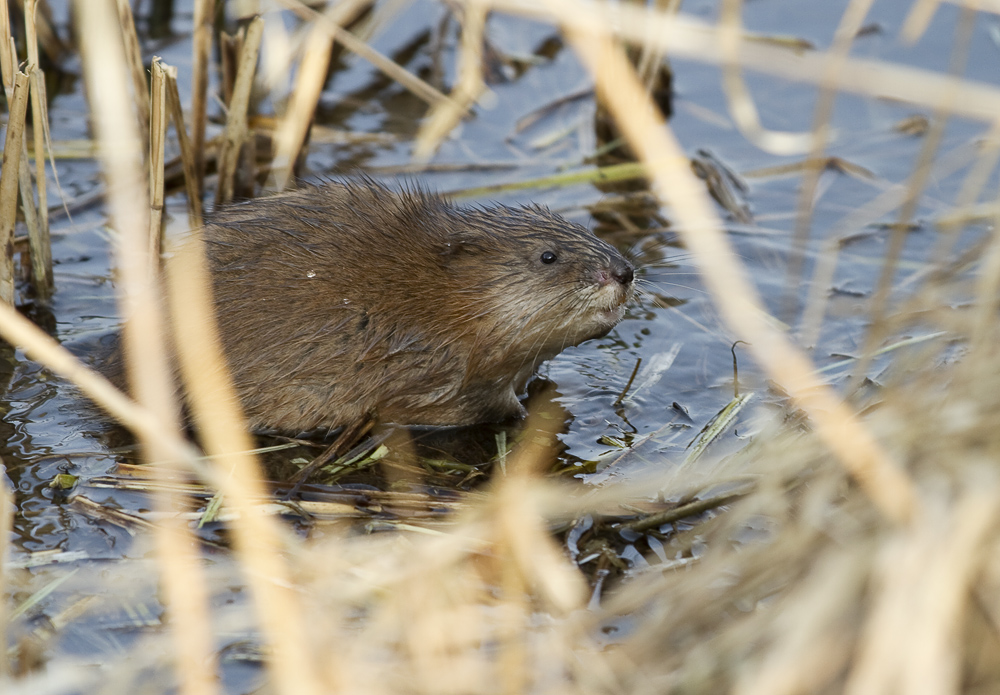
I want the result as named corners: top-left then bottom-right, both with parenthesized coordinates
top-left (436, 239), bottom-right (465, 256)
top-left (435, 233), bottom-right (483, 258)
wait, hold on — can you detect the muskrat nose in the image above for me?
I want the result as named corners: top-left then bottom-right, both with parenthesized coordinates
top-left (610, 258), bottom-right (634, 286)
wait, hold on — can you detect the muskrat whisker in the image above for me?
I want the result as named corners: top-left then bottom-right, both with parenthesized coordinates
top-left (631, 237), bottom-right (687, 255)
top-left (634, 247), bottom-right (695, 260)
top-left (637, 277), bottom-right (706, 295)
top-left (638, 261), bottom-right (699, 270)
top-left (514, 282), bottom-right (629, 384)
top-left (459, 281), bottom-right (586, 389)
top-left (640, 282), bottom-right (706, 295)
top-left (508, 289), bottom-right (591, 379)
top-left (640, 271), bottom-right (703, 276)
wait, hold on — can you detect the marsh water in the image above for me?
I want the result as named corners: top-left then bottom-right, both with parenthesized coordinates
top-left (2, 0), bottom-right (996, 687)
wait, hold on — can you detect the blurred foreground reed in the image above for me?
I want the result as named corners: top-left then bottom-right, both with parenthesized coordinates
top-left (3, 0), bottom-right (1000, 694)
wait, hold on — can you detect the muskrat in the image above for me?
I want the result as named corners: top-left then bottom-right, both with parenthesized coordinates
top-left (124, 181), bottom-right (634, 432)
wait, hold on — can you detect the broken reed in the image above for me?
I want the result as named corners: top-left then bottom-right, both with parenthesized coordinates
top-left (0, 0), bottom-right (52, 304)
top-left (0, 71), bottom-right (27, 304)
top-left (0, 465), bottom-right (10, 681)
top-left (215, 17), bottom-right (263, 207)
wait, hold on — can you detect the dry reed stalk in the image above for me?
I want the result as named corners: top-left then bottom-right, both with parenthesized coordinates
top-left (943, 121), bottom-right (1000, 237)
top-left (730, 551), bottom-right (864, 695)
top-left (497, 539), bottom-right (528, 695)
top-left (844, 482), bottom-right (1000, 695)
top-left (413, 1), bottom-right (488, 162)
top-left (27, 0), bottom-right (62, 61)
top-left (783, 0), bottom-right (874, 322)
top-left (970, 222), bottom-right (1000, 358)
top-left (215, 16), bottom-right (263, 206)
top-left (945, 0), bottom-right (999, 11)
top-left (0, 300), bottom-right (173, 442)
top-left (25, 67), bottom-right (53, 296)
top-left (24, 0), bottom-right (52, 298)
top-left (14, 141), bottom-right (40, 288)
top-left (75, 0), bottom-right (173, 435)
top-left (219, 29), bottom-right (240, 109)
top-left (635, 0), bottom-right (678, 87)
top-left (0, 0), bottom-right (11, 94)
top-left (75, 3), bottom-right (220, 695)
top-left (719, 0), bottom-right (811, 156)
top-left (0, 466), bottom-right (11, 680)
top-left (275, 0), bottom-right (452, 108)
top-left (260, 11), bottom-right (293, 90)
top-left (191, 0), bottom-right (211, 196)
top-left (798, 141), bottom-right (976, 348)
top-left (1, 3), bottom-right (42, 295)
top-left (0, 300), bottom-right (227, 689)
top-left (0, 295), bottom-right (261, 510)
top-left (164, 66), bottom-right (204, 229)
top-left (902, 0), bottom-right (946, 42)
top-left (114, 0), bottom-right (151, 153)
top-left (0, 72), bottom-right (30, 305)
top-left (150, 509), bottom-right (220, 695)
top-left (269, 0), bottom-right (372, 191)
top-left (489, 0), bottom-right (1000, 123)
top-left (149, 59), bottom-right (167, 275)
top-left (847, 3), bottom-right (978, 396)
top-left (267, 22), bottom-right (333, 191)
top-left (483, 409), bottom-right (588, 694)
top-left (530, 0), bottom-right (916, 523)
top-left (0, 0), bottom-right (23, 286)
top-left (165, 236), bottom-right (326, 695)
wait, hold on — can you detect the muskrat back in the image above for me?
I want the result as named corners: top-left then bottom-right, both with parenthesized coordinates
top-left (198, 181), bottom-right (634, 432)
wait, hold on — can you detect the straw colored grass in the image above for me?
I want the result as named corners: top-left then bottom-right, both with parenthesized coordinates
top-left (414, 1), bottom-right (488, 161)
top-left (215, 17), bottom-right (264, 206)
top-left (190, 0), bottom-right (211, 195)
top-left (163, 64), bottom-right (204, 228)
top-left (275, 0), bottom-right (451, 108)
top-left (0, 71), bottom-right (29, 305)
top-left (25, 0), bottom-right (52, 297)
top-left (75, 4), bottom-right (218, 695)
top-left (149, 58), bottom-right (167, 274)
top-left (269, 0), bottom-right (372, 191)
top-left (2, 1), bottom-right (46, 304)
top-left (0, 466), bottom-right (11, 680)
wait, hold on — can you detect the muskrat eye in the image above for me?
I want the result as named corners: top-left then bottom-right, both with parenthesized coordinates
top-left (540, 251), bottom-right (557, 264)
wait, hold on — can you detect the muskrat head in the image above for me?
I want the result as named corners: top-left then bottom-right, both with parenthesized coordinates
top-left (437, 204), bottom-right (635, 378)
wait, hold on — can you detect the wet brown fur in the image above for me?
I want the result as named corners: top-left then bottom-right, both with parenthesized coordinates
top-left (182, 182), bottom-right (633, 431)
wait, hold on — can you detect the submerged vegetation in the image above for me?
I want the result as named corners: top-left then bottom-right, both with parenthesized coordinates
top-left (2, 0), bottom-right (1000, 693)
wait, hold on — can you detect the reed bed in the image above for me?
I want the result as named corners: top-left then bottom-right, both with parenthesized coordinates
top-left (2, 0), bottom-right (1000, 694)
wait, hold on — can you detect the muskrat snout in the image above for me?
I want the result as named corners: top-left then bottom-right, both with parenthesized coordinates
top-left (599, 257), bottom-right (635, 289)
top-left (581, 254), bottom-right (634, 336)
